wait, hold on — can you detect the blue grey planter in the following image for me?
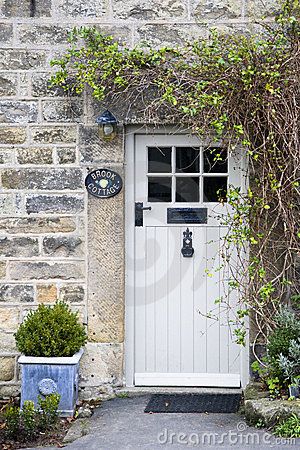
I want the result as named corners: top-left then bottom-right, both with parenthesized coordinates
top-left (18, 349), bottom-right (83, 417)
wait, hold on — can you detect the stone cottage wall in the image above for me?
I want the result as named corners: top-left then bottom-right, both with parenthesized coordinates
top-left (0, 0), bottom-right (278, 398)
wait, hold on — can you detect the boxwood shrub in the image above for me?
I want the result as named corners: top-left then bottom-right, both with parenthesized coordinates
top-left (15, 302), bottom-right (87, 357)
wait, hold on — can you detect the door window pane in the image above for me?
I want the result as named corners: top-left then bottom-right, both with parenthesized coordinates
top-left (148, 147), bottom-right (172, 173)
top-left (176, 177), bottom-right (199, 202)
top-left (148, 177), bottom-right (172, 202)
top-left (203, 177), bottom-right (227, 202)
top-left (203, 148), bottom-right (228, 173)
top-left (176, 147), bottom-right (200, 173)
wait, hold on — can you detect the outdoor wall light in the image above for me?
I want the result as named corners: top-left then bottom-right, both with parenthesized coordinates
top-left (96, 110), bottom-right (118, 141)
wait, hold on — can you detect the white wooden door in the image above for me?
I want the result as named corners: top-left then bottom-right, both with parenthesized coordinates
top-left (126, 131), bottom-right (247, 387)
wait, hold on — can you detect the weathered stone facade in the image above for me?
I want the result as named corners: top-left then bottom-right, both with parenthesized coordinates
top-left (0, 0), bottom-right (278, 397)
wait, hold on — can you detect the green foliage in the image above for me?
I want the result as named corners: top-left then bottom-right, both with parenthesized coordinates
top-left (21, 401), bottom-right (36, 438)
top-left (38, 393), bottom-right (60, 431)
top-left (291, 294), bottom-right (300, 310)
top-left (4, 394), bottom-right (61, 441)
top-left (278, 339), bottom-right (300, 382)
top-left (14, 301), bottom-right (87, 357)
top-left (274, 414), bottom-right (300, 437)
top-left (4, 405), bottom-right (20, 438)
top-left (262, 308), bottom-right (300, 390)
top-left (266, 377), bottom-right (282, 399)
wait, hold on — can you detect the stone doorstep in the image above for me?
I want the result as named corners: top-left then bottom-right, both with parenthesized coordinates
top-left (115, 386), bottom-right (243, 396)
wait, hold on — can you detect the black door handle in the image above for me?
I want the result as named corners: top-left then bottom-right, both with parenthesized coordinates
top-left (135, 202), bottom-right (152, 226)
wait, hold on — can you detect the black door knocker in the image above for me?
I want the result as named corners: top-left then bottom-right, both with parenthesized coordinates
top-left (181, 228), bottom-right (194, 257)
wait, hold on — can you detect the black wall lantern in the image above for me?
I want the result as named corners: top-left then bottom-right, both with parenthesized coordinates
top-left (95, 110), bottom-right (118, 141)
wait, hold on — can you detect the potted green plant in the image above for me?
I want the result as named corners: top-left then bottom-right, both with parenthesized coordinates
top-left (15, 302), bottom-right (87, 416)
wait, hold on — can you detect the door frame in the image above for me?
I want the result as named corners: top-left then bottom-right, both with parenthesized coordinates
top-left (124, 125), bottom-right (250, 388)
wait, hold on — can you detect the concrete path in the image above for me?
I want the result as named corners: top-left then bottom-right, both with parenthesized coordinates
top-left (30, 395), bottom-right (299, 449)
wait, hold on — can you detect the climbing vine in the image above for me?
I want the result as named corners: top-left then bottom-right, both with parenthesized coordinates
top-left (50, 1), bottom-right (300, 356)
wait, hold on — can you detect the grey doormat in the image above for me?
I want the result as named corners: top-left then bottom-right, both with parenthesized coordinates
top-left (144, 393), bottom-right (241, 413)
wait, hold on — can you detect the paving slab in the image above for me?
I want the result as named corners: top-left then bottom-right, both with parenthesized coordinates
top-left (27, 395), bottom-right (299, 449)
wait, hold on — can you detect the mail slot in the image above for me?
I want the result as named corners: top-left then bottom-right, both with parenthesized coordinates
top-left (167, 208), bottom-right (207, 224)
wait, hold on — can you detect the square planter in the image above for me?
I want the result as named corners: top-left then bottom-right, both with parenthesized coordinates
top-left (18, 348), bottom-right (83, 417)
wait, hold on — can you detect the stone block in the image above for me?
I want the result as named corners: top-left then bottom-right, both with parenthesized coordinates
top-left (87, 182), bottom-right (124, 343)
top-left (246, 0), bottom-right (279, 19)
top-left (0, 0), bottom-right (51, 17)
top-left (0, 194), bottom-right (17, 215)
top-left (55, 0), bottom-right (109, 18)
top-left (0, 23), bottom-right (13, 43)
top-left (31, 126), bottom-right (77, 144)
top-left (244, 381), bottom-right (269, 400)
top-left (79, 343), bottom-right (123, 386)
top-left (0, 307), bottom-right (19, 331)
top-left (10, 261), bottom-right (85, 280)
top-left (112, 0), bottom-right (187, 19)
top-left (0, 331), bottom-right (17, 352)
top-left (25, 194), bottom-right (84, 214)
top-left (43, 236), bottom-right (84, 257)
top-left (78, 384), bottom-right (115, 401)
top-left (19, 73), bottom-right (30, 97)
top-left (135, 23), bottom-right (208, 47)
top-left (0, 74), bottom-right (17, 96)
top-left (57, 148), bottom-right (76, 164)
top-left (32, 72), bottom-right (67, 97)
top-left (0, 149), bottom-right (13, 164)
top-left (42, 99), bottom-right (83, 123)
top-left (0, 237), bottom-right (39, 257)
top-left (0, 384), bottom-right (20, 397)
top-left (0, 50), bottom-right (46, 70)
top-left (2, 168), bottom-right (83, 190)
top-left (245, 398), bottom-right (300, 427)
top-left (192, 0), bottom-right (242, 21)
top-left (93, 25), bottom-right (133, 45)
top-left (0, 356), bottom-right (15, 381)
top-left (59, 285), bottom-right (85, 303)
top-left (0, 101), bottom-right (38, 124)
top-left (0, 127), bottom-right (26, 144)
top-left (79, 125), bottom-right (124, 164)
top-left (37, 284), bottom-right (58, 303)
top-left (0, 261), bottom-right (6, 278)
top-left (0, 284), bottom-right (34, 302)
top-left (16, 147), bottom-right (53, 164)
top-left (17, 24), bottom-right (69, 45)
top-left (0, 216), bottom-right (76, 234)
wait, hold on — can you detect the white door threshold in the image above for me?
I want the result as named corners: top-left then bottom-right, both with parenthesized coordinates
top-left (134, 373), bottom-right (240, 388)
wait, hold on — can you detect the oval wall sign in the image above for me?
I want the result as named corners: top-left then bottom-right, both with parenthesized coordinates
top-left (85, 168), bottom-right (123, 198)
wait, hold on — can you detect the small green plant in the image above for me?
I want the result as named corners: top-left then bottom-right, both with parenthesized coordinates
top-left (255, 418), bottom-right (265, 429)
top-left (4, 404), bottom-right (20, 438)
top-left (21, 401), bottom-right (36, 438)
top-left (116, 391), bottom-right (129, 398)
top-left (266, 377), bottom-right (282, 399)
top-left (14, 301), bottom-right (87, 357)
top-left (38, 393), bottom-right (60, 431)
top-left (274, 414), bottom-right (300, 437)
top-left (3, 394), bottom-right (61, 441)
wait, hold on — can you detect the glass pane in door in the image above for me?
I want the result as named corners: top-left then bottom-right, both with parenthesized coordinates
top-left (148, 177), bottom-right (172, 202)
top-left (176, 147), bottom-right (200, 173)
top-left (176, 177), bottom-right (199, 202)
top-left (148, 147), bottom-right (172, 173)
top-left (203, 148), bottom-right (228, 173)
top-left (203, 177), bottom-right (227, 202)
